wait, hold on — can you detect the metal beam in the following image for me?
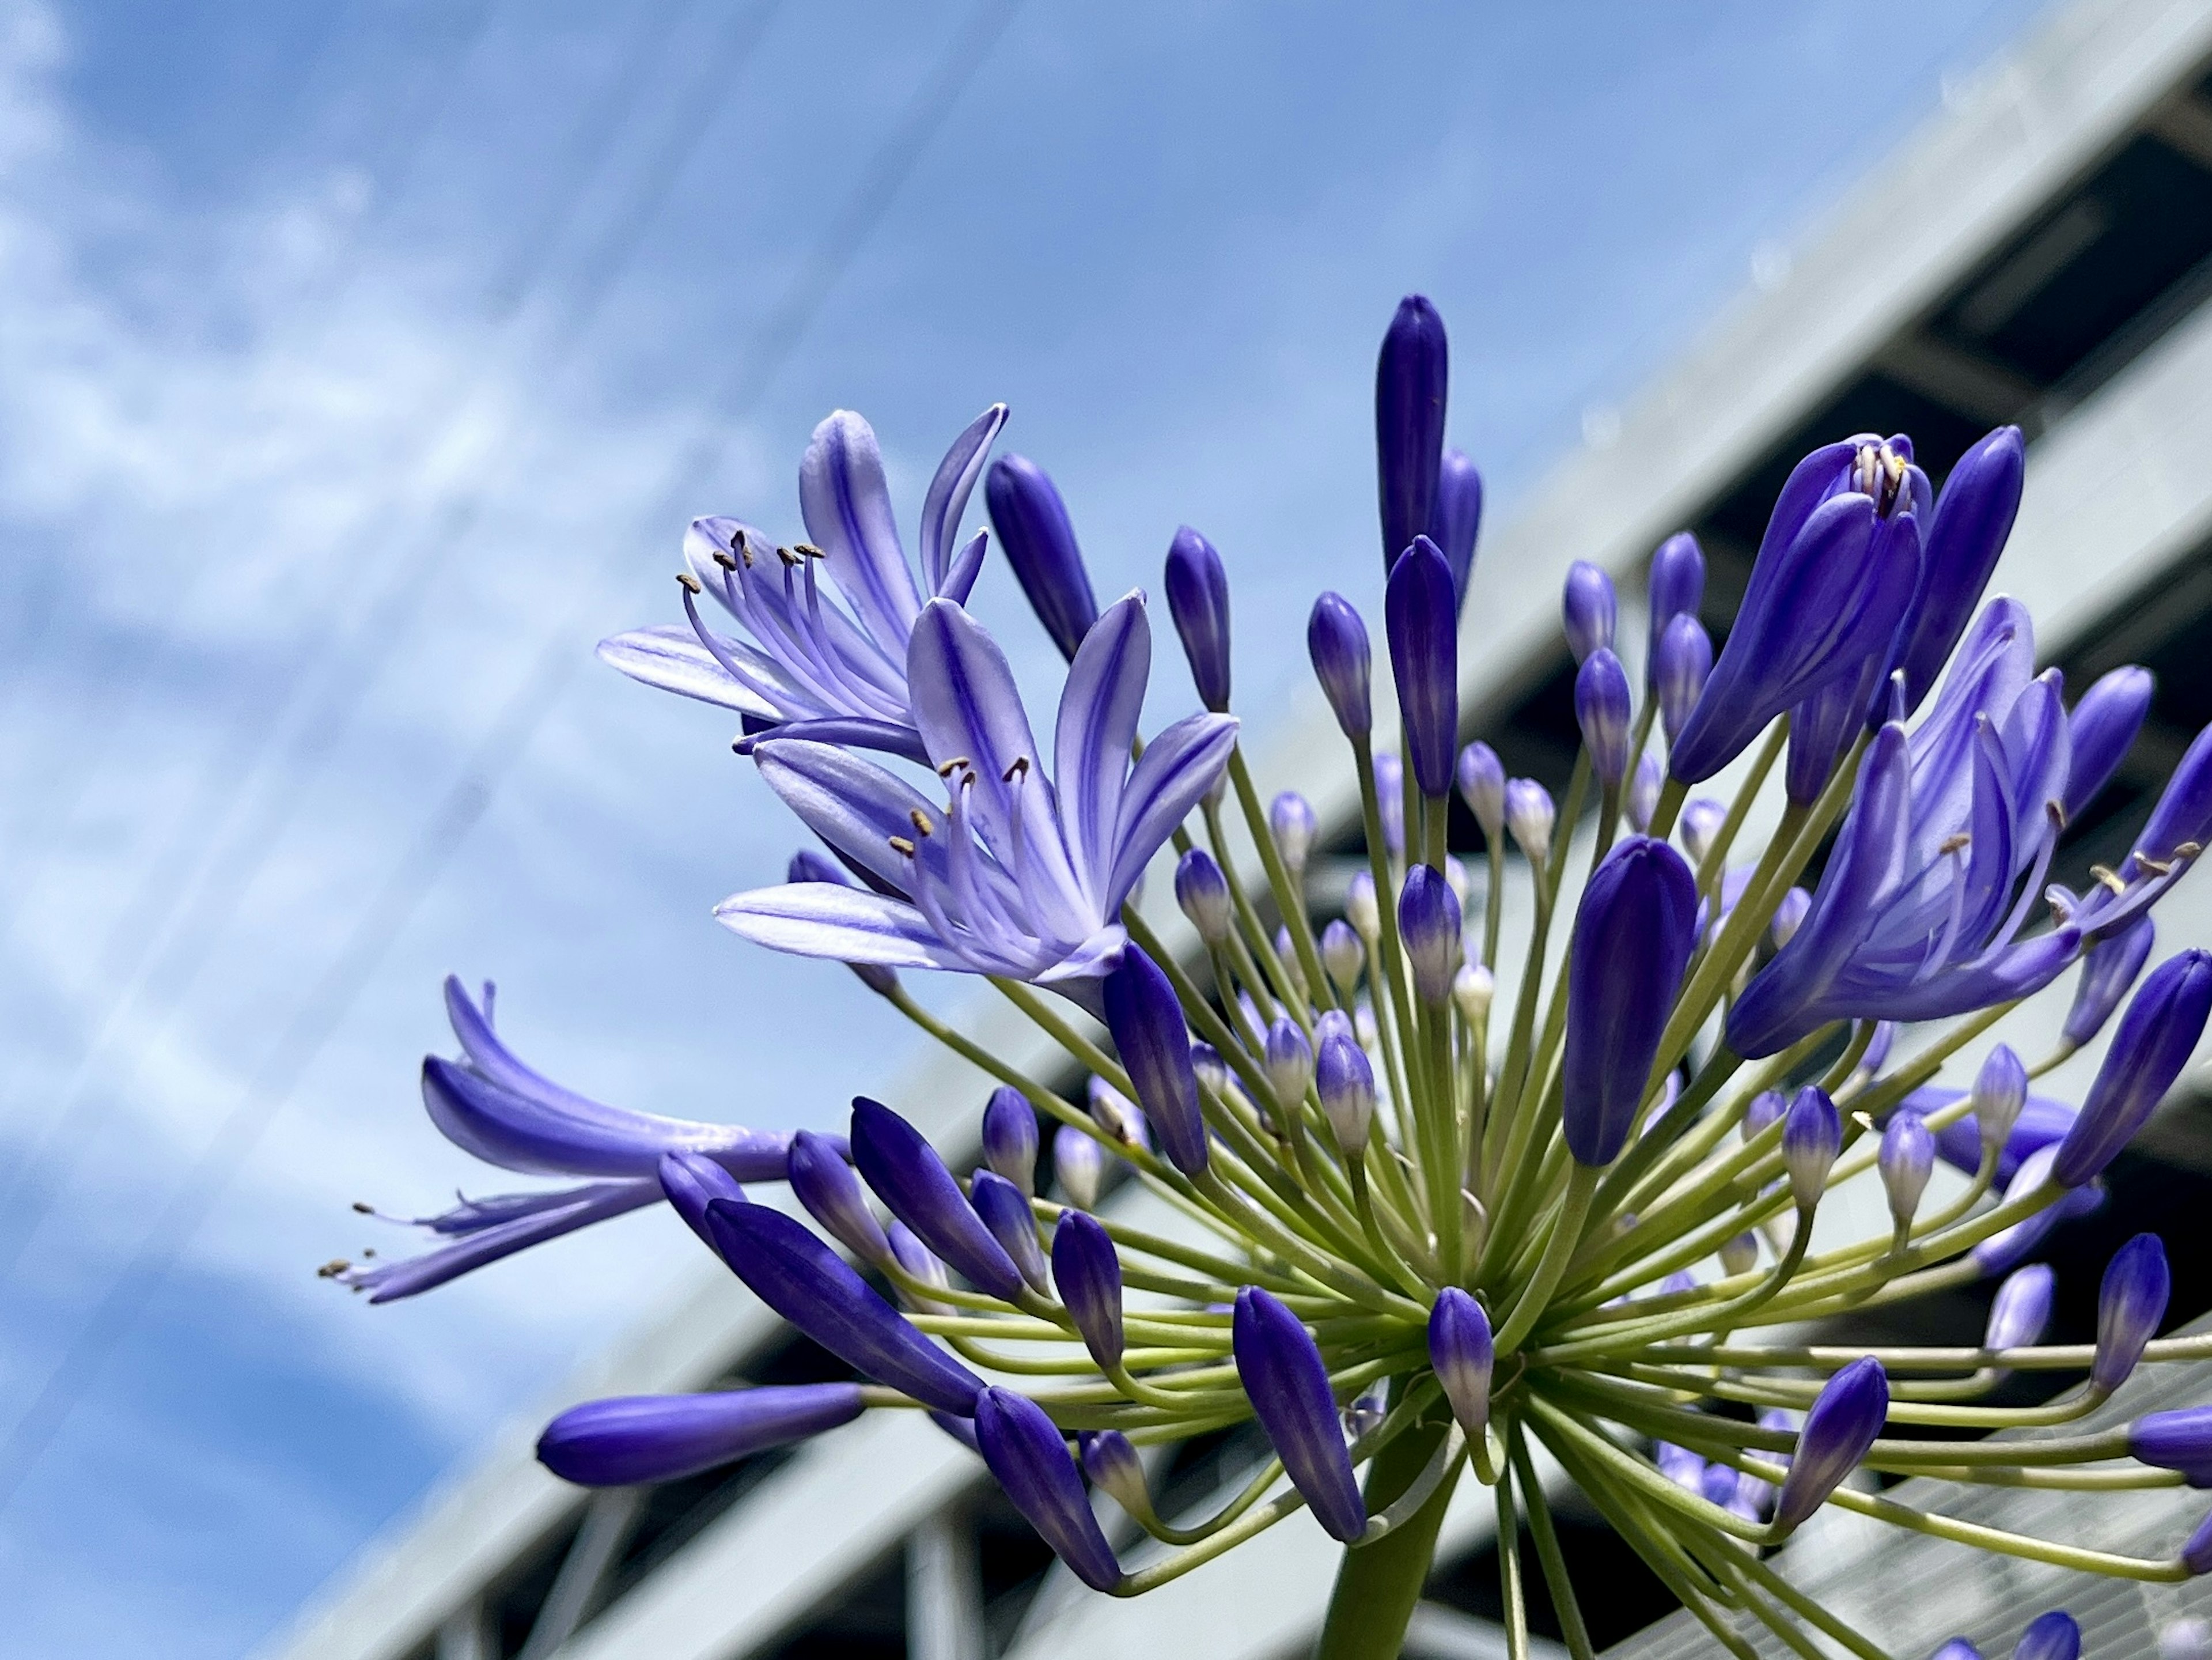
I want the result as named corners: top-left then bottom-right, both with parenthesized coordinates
top-left (907, 1510), bottom-right (986, 1660)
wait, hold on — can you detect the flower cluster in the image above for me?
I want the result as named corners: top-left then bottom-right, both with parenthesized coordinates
top-left (338, 297), bottom-right (2212, 1660)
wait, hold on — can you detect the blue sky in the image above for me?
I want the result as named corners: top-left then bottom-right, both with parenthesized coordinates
top-left (0, 0), bottom-right (2050, 1653)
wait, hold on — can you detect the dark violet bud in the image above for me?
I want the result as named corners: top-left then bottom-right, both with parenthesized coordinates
top-left (659, 1150), bottom-right (747, 1249)
top-left (982, 1087), bottom-right (1039, 1197)
top-left (1563, 837), bottom-right (1699, 1167)
top-left (1376, 294), bottom-right (1449, 572)
top-left (1233, 1287), bottom-right (1366, 1541)
top-left (1505, 778), bottom-right (1554, 866)
top-left (1645, 532), bottom-right (1706, 683)
top-left (1165, 525), bottom-right (1232, 712)
top-left (1308, 592), bottom-right (1373, 739)
top-left (1101, 946), bottom-right (1209, 1177)
top-left (1051, 1209), bottom-right (1124, 1370)
top-left (1316, 1031), bottom-right (1376, 1159)
top-left (1054, 1125), bottom-right (1104, 1209)
top-left (1265, 1018), bottom-right (1315, 1111)
top-left (2066, 915), bottom-right (2156, 1048)
top-left (787, 1130), bottom-right (893, 1270)
top-left (1374, 751), bottom-right (1406, 855)
top-left (2094, 1233), bottom-right (2169, 1390)
top-left (1654, 612), bottom-right (1713, 747)
top-left (2138, 723), bottom-right (2212, 868)
top-left (2013, 1612), bottom-right (2080, 1660)
top-left (1628, 753), bottom-right (1662, 833)
top-left (1893, 426), bottom-right (2025, 716)
top-left (1878, 1111), bottom-right (1934, 1228)
top-left (1975, 1044), bottom-right (2030, 1157)
top-left (1575, 647), bottom-right (1633, 789)
top-left (1399, 864), bottom-right (1463, 1003)
top-left (1320, 919), bottom-right (1365, 997)
top-left (1772, 1356), bottom-right (1888, 1532)
top-left (1742, 1089), bottom-right (1785, 1144)
top-left (2065, 665), bottom-right (2154, 820)
top-left (971, 1169), bottom-right (1049, 1294)
top-left (1429, 1287), bottom-right (1494, 1441)
top-left (1782, 1086), bottom-right (1842, 1210)
top-left (984, 453), bottom-right (1099, 661)
top-left (1270, 791), bottom-right (1319, 878)
top-left (2187, 1508), bottom-right (2212, 1576)
top-left (975, 1387), bottom-right (1122, 1591)
top-left (2052, 950), bottom-right (2212, 1187)
top-left (1435, 447), bottom-right (1484, 611)
top-left (2139, 1407), bottom-right (2212, 1474)
top-left (788, 849), bottom-right (900, 995)
top-left (1986, 1262), bottom-right (2055, 1351)
top-left (1457, 741), bottom-right (1506, 842)
top-left (1386, 536), bottom-right (1460, 797)
top-left (851, 1098), bottom-right (1024, 1301)
top-left (1562, 560), bottom-right (1617, 663)
top-left (1175, 848), bottom-right (1233, 945)
top-left (703, 1200), bottom-right (984, 1415)
top-left (1931, 1641), bottom-right (1982, 1660)
top-left (538, 1383), bottom-right (865, 1487)
top-left (1080, 1429), bottom-right (1152, 1521)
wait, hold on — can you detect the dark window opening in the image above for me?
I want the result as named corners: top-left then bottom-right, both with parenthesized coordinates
top-left (754, 1549), bottom-right (910, 1660)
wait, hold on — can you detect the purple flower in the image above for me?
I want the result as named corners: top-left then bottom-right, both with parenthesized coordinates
top-left (1399, 864), bottom-right (1463, 1004)
top-left (1575, 647), bottom-right (1633, 789)
top-left (1457, 742), bottom-right (1505, 842)
top-left (1101, 944), bottom-right (1209, 1176)
top-left (539, 1384), bottom-right (864, 1487)
top-left (1429, 1287), bottom-right (1494, 1440)
top-left (2186, 1510), bottom-right (2212, 1575)
top-left (658, 1151), bottom-right (747, 1247)
top-left (1781, 1087), bottom-right (1841, 1210)
top-left (1892, 426), bottom-right (2024, 716)
top-left (1233, 1287), bottom-right (1366, 1542)
top-left (1316, 1031), bottom-right (1376, 1158)
top-left (1376, 294), bottom-right (1448, 572)
top-left (2066, 915), bottom-right (2157, 1048)
top-left (1986, 1263), bottom-right (2055, 1351)
top-left (1562, 561), bottom-right (1616, 664)
top-left (2051, 951), bottom-right (2212, 1186)
top-left (982, 1087), bottom-right (1039, 1197)
top-left (1969, 1144), bottom-right (2107, 1278)
top-left (2061, 721), bottom-right (2212, 941)
top-left (719, 593), bottom-right (1236, 985)
top-left (1773, 1356), bottom-right (1888, 1532)
top-left (1562, 838), bottom-right (1699, 1167)
top-left (975, 1387), bottom-right (1122, 1591)
top-left (1386, 536), bottom-right (1460, 797)
top-left (1669, 436), bottom-right (1925, 783)
top-left (1646, 532), bottom-right (1706, 686)
top-left (1930, 1642), bottom-right (1982, 1660)
top-left (703, 1199), bottom-right (983, 1415)
top-left (1165, 524), bottom-right (1232, 712)
top-left (2094, 1233), bottom-right (2169, 1390)
top-left (1051, 1209), bottom-right (1124, 1370)
top-left (1741, 1089), bottom-right (1785, 1143)
top-left (2065, 665), bottom-right (2154, 820)
top-left (787, 1129), bottom-right (893, 1270)
top-left (1308, 592), bottom-right (1373, 739)
top-left (1435, 447), bottom-right (1484, 611)
top-left (985, 452), bottom-right (1099, 661)
top-left (971, 1169), bottom-right (1050, 1294)
top-left (1653, 613), bottom-right (1712, 748)
top-left (338, 1178), bottom-right (662, 1303)
top-left (2133, 1406), bottom-right (2212, 1476)
top-left (600, 406), bottom-right (1006, 762)
top-left (851, 1097), bottom-right (1024, 1300)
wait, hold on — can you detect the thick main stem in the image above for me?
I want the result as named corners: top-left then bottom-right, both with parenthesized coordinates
top-left (1315, 1412), bottom-right (1461, 1660)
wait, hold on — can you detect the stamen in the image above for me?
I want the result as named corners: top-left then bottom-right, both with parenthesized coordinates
top-left (732, 528), bottom-right (755, 568)
top-left (793, 542), bottom-right (826, 559)
top-left (1937, 833), bottom-right (1971, 856)
top-left (910, 809), bottom-right (935, 838)
top-left (937, 757), bottom-right (972, 778)
top-left (776, 545), bottom-right (802, 568)
top-left (677, 572), bottom-right (702, 594)
top-left (713, 550), bottom-right (739, 572)
top-left (316, 1259), bottom-right (351, 1279)
top-left (889, 835), bottom-right (916, 857)
top-left (1004, 755), bottom-right (1030, 784)
top-left (2090, 864), bottom-right (2127, 895)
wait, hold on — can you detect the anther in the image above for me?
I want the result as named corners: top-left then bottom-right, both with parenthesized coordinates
top-left (910, 808), bottom-right (935, 838)
top-left (713, 550), bottom-right (738, 571)
top-left (937, 757), bottom-right (972, 778)
top-left (2137, 854), bottom-right (2175, 876)
top-left (351, 1201), bottom-right (374, 1215)
top-left (776, 545), bottom-right (802, 567)
top-left (1003, 755), bottom-right (1031, 784)
top-left (316, 1259), bottom-right (351, 1279)
top-left (677, 572), bottom-right (703, 593)
top-left (1938, 833), bottom-right (1971, 856)
top-left (888, 835), bottom-right (916, 857)
top-left (792, 542), bottom-right (826, 559)
top-left (2090, 863), bottom-right (2127, 895)
top-left (732, 530), bottom-right (755, 568)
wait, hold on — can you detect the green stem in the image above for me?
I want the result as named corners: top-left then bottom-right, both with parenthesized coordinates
top-left (1315, 1409), bottom-right (1461, 1660)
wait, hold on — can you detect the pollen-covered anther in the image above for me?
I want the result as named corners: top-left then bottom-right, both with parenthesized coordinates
top-left (910, 809), bottom-right (935, 838)
top-left (2091, 863), bottom-right (2127, 895)
top-left (676, 571), bottom-right (703, 593)
top-left (775, 545), bottom-right (801, 567)
top-left (888, 835), bottom-right (916, 857)
top-left (1003, 755), bottom-right (1030, 784)
top-left (1938, 832), bottom-right (1971, 856)
top-left (316, 1258), bottom-right (351, 1279)
top-left (936, 756), bottom-right (972, 778)
top-left (792, 542), bottom-right (826, 559)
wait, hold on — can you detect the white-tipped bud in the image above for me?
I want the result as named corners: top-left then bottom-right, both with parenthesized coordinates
top-left (1320, 919), bottom-right (1365, 997)
top-left (1443, 855), bottom-right (1471, 909)
top-left (1452, 963), bottom-right (1494, 1026)
top-left (1720, 1232), bottom-right (1759, 1276)
top-left (1264, 1018), bottom-right (1315, 1112)
top-left (1972, 1043), bottom-right (2028, 1154)
top-left (1346, 871), bottom-right (1380, 942)
top-left (1680, 797), bottom-right (1727, 865)
top-left (1878, 1110), bottom-right (1935, 1229)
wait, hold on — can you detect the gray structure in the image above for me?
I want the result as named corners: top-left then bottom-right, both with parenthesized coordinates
top-left (263, 1), bottom-right (2212, 1655)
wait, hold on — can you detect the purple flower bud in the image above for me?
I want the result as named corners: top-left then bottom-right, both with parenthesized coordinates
top-left (1051, 1209), bottom-right (1124, 1370)
top-left (1971, 1144), bottom-right (2074, 1277)
top-left (851, 1098), bottom-right (1024, 1300)
top-left (1563, 837), bottom-right (1699, 1166)
top-left (971, 1168), bottom-right (1050, 1294)
top-left (1274, 922), bottom-right (1310, 1001)
top-left (1088, 1076), bottom-right (1147, 1151)
top-left (1575, 648), bottom-right (1634, 789)
top-left (1931, 1642), bottom-right (1983, 1660)
top-left (1878, 1111), bottom-right (1934, 1227)
top-left (1562, 561), bottom-right (1617, 663)
top-left (1773, 1356), bottom-right (1888, 1532)
top-left (703, 1200), bottom-right (984, 1415)
top-left (1376, 294), bottom-right (1448, 573)
top-left (1646, 532), bottom-right (1706, 683)
top-left (1191, 1041), bottom-right (1228, 1099)
top-left (1271, 791), bottom-right (1318, 878)
top-left (1679, 797), bottom-right (1726, 866)
top-left (2065, 665), bottom-right (2154, 819)
top-left (1975, 1044), bottom-right (2030, 1157)
top-left (1233, 1287), bottom-right (1366, 1541)
top-left (1162, 524), bottom-right (1233, 712)
top-left (538, 1383), bottom-right (865, 1487)
top-left (2066, 915), bottom-right (2156, 1048)
top-left (1308, 592), bottom-right (1373, 739)
top-left (1657, 1442), bottom-right (1705, 1489)
top-left (2139, 1407), bottom-right (2212, 1474)
top-left (787, 1129), bottom-right (893, 1270)
top-left (1399, 864), bottom-right (1463, 1003)
top-left (1387, 536), bottom-right (1460, 797)
top-left (2187, 1508), bottom-right (2212, 1575)
top-left (2138, 723), bottom-right (2212, 867)
top-left (1265, 1017), bottom-right (1315, 1110)
top-left (1457, 741), bottom-right (1506, 841)
top-left (2093, 1234), bottom-right (2169, 1390)
top-left (1782, 1086), bottom-right (1842, 1209)
top-left (2013, 1612), bottom-right (2081, 1660)
top-left (1770, 886), bottom-right (1811, 951)
top-left (1320, 919), bottom-right (1365, 996)
top-left (982, 1087), bottom-right (1039, 1197)
top-left (1429, 1287), bottom-right (1494, 1440)
top-left (1436, 447), bottom-right (1484, 611)
top-left (975, 1387), bottom-right (1122, 1591)
top-left (1505, 778), bottom-right (1554, 865)
top-left (889, 1220), bottom-right (952, 1313)
top-left (1374, 751), bottom-right (1406, 855)
top-left (1720, 1231), bottom-right (1759, 1276)
top-left (1101, 945), bottom-right (1210, 1177)
top-left (659, 1150), bottom-right (747, 1249)
top-left (1653, 612), bottom-right (1713, 747)
top-left (2162, 1619), bottom-right (2212, 1660)
top-left (1627, 753), bottom-right (1662, 833)
top-left (1080, 1429), bottom-right (1152, 1519)
top-left (1699, 1461), bottom-right (1744, 1512)
top-left (1986, 1262), bottom-right (2055, 1351)
top-left (2052, 950), bottom-right (2212, 1187)
top-left (1054, 1125), bottom-right (1104, 1209)
top-left (984, 453), bottom-right (1099, 661)
top-left (788, 849), bottom-right (900, 994)
top-left (1316, 1031), bottom-right (1376, 1159)
top-left (1175, 848), bottom-right (1233, 945)
top-left (1893, 426), bottom-right (2025, 715)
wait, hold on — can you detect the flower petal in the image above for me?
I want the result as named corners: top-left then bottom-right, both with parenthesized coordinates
top-left (1054, 592), bottom-right (1150, 899)
top-left (714, 882), bottom-right (973, 972)
top-left (799, 410), bottom-right (921, 653)
top-left (595, 626), bottom-right (785, 717)
top-left (919, 404), bottom-right (1007, 593)
top-left (752, 739), bottom-right (952, 894)
top-left (1105, 712), bottom-right (1238, 911)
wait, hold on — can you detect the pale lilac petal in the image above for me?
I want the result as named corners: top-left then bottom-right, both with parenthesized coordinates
top-left (734, 717), bottom-right (929, 765)
top-left (596, 627), bottom-right (786, 717)
top-left (938, 529), bottom-right (988, 606)
top-left (752, 739), bottom-right (951, 894)
top-left (714, 882), bottom-right (972, 971)
top-left (1106, 712), bottom-right (1238, 911)
top-left (919, 404), bottom-right (1007, 593)
top-left (1054, 593), bottom-right (1151, 899)
top-left (799, 410), bottom-right (921, 653)
top-left (1035, 925), bottom-right (1129, 984)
